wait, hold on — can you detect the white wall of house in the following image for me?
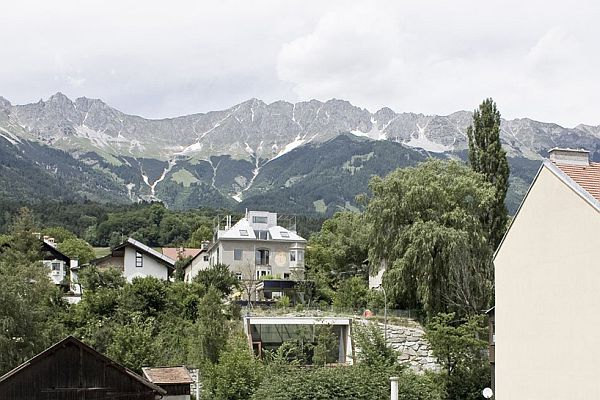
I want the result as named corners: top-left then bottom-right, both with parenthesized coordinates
top-left (44, 259), bottom-right (67, 285)
top-left (495, 164), bottom-right (600, 399)
top-left (184, 252), bottom-right (210, 283)
top-left (123, 246), bottom-right (169, 282)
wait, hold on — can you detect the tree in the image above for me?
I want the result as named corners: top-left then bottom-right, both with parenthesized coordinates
top-left (194, 263), bottom-right (239, 297)
top-left (332, 276), bottom-right (369, 311)
top-left (201, 333), bottom-right (263, 400)
top-left (366, 160), bottom-right (496, 316)
top-left (42, 226), bottom-right (77, 243)
top-left (76, 265), bottom-right (125, 292)
top-left (305, 211), bottom-right (370, 304)
top-left (426, 313), bottom-right (490, 400)
top-left (0, 208), bottom-right (66, 374)
top-left (195, 287), bottom-right (227, 364)
top-left (353, 323), bottom-right (399, 368)
top-left (58, 237), bottom-right (95, 265)
top-left (467, 98), bottom-right (510, 249)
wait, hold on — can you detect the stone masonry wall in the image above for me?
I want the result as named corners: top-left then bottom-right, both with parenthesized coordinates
top-left (356, 319), bottom-right (439, 372)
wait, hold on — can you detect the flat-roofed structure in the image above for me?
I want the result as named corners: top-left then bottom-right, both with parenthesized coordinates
top-left (244, 316), bottom-right (354, 364)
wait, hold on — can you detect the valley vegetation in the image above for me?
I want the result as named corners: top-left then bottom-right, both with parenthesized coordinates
top-left (0, 99), bottom-right (505, 399)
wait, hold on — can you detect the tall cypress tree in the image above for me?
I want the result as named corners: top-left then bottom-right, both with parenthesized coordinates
top-left (467, 98), bottom-right (509, 249)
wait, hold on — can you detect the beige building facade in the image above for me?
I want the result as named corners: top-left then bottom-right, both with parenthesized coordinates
top-left (208, 211), bottom-right (306, 291)
top-left (494, 148), bottom-right (600, 399)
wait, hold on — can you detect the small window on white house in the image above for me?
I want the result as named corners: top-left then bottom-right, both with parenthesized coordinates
top-left (203, 255), bottom-right (209, 262)
top-left (236, 272), bottom-right (243, 280)
top-left (234, 249), bottom-right (243, 260)
top-left (135, 252), bottom-right (143, 268)
top-left (253, 216), bottom-right (268, 224)
top-left (298, 251), bottom-right (304, 262)
top-left (280, 231), bottom-right (289, 238)
top-left (51, 262), bottom-right (61, 271)
top-left (284, 273), bottom-right (290, 279)
top-left (239, 230), bottom-right (249, 236)
top-left (290, 251), bottom-right (296, 262)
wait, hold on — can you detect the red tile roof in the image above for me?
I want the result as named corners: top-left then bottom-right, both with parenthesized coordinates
top-left (554, 161), bottom-right (600, 202)
top-left (161, 247), bottom-right (202, 260)
top-left (142, 366), bottom-right (193, 384)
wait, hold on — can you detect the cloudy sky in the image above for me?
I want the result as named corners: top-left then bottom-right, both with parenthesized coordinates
top-left (1, 0), bottom-right (598, 126)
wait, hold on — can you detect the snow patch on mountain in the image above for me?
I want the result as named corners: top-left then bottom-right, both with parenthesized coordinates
top-left (0, 127), bottom-right (21, 145)
top-left (352, 117), bottom-right (387, 140)
top-left (403, 123), bottom-right (453, 153)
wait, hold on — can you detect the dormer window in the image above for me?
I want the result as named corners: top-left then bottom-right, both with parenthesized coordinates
top-left (239, 230), bottom-right (249, 236)
top-left (254, 230), bottom-right (269, 240)
top-left (280, 231), bottom-right (290, 238)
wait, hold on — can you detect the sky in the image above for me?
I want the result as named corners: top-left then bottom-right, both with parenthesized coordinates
top-left (0, 0), bottom-right (599, 127)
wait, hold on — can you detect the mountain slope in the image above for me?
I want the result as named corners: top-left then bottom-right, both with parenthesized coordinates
top-left (1, 93), bottom-right (600, 214)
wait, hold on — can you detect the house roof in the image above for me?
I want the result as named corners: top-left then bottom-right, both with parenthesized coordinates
top-left (553, 160), bottom-right (600, 203)
top-left (493, 159), bottom-right (600, 261)
top-left (113, 238), bottom-right (176, 268)
top-left (41, 240), bottom-right (71, 262)
top-left (183, 248), bottom-right (208, 267)
top-left (0, 336), bottom-right (166, 395)
top-left (142, 366), bottom-right (193, 385)
top-left (216, 217), bottom-right (306, 242)
top-left (161, 247), bottom-right (202, 261)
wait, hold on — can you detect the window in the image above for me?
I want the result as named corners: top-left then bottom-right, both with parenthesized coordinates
top-left (203, 255), bottom-right (209, 262)
top-left (255, 249), bottom-right (270, 265)
top-left (254, 230), bottom-right (269, 240)
top-left (51, 262), bottom-right (61, 271)
top-left (235, 272), bottom-right (243, 280)
top-left (280, 231), bottom-right (289, 238)
top-left (234, 249), bottom-right (243, 261)
top-left (135, 252), bottom-right (143, 268)
top-left (284, 273), bottom-right (290, 279)
top-left (256, 270), bottom-right (268, 279)
top-left (290, 251), bottom-right (296, 262)
top-left (253, 216), bottom-right (268, 224)
top-left (239, 229), bottom-right (249, 236)
top-left (298, 250), bottom-right (304, 262)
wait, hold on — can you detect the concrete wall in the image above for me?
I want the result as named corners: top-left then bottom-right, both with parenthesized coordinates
top-left (495, 165), bottom-right (600, 399)
top-left (123, 246), bottom-right (169, 282)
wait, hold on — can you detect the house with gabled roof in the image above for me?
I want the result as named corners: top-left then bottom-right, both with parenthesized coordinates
top-left (208, 211), bottom-right (306, 300)
top-left (142, 366), bottom-right (194, 400)
top-left (494, 148), bottom-right (600, 399)
top-left (0, 336), bottom-right (166, 400)
top-left (91, 237), bottom-right (175, 282)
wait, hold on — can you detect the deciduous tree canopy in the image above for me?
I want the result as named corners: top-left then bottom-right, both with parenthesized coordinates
top-left (367, 160), bottom-right (495, 316)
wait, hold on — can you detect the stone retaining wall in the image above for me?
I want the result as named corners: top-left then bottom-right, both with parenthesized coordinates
top-left (356, 319), bottom-right (439, 372)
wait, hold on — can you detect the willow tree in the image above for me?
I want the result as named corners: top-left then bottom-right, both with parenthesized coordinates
top-left (467, 98), bottom-right (509, 249)
top-left (366, 160), bottom-right (495, 316)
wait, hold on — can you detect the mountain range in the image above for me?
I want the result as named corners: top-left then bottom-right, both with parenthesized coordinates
top-left (1, 93), bottom-right (599, 214)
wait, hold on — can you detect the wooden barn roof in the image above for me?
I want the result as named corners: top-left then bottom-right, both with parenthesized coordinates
top-left (0, 336), bottom-right (166, 396)
top-left (142, 366), bottom-right (194, 384)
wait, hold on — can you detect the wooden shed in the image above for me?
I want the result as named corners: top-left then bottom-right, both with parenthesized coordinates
top-left (0, 336), bottom-right (166, 400)
top-left (142, 367), bottom-right (193, 400)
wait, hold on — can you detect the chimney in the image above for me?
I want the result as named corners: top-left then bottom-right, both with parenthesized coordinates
top-left (549, 148), bottom-right (590, 166)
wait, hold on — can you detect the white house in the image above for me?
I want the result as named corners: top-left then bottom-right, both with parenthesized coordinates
top-left (183, 247), bottom-right (209, 283)
top-left (208, 211), bottom-right (307, 281)
top-left (40, 237), bottom-right (81, 300)
top-left (494, 148), bottom-right (600, 399)
top-left (91, 237), bottom-right (175, 282)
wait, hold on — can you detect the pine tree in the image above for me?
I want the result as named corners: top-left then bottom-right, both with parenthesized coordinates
top-left (467, 98), bottom-right (510, 249)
